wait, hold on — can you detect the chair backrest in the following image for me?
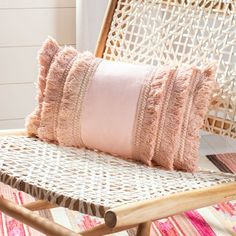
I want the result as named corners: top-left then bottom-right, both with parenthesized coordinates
top-left (95, 0), bottom-right (236, 138)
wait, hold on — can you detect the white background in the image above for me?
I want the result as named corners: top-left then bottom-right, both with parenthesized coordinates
top-left (76, 0), bottom-right (108, 52)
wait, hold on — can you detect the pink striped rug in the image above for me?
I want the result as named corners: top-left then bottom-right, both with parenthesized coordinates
top-left (0, 184), bottom-right (52, 236)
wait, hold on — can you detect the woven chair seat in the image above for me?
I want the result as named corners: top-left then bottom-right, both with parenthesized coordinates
top-left (0, 136), bottom-right (235, 217)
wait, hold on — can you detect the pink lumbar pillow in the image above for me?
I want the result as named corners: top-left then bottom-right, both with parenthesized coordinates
top-left (26, 38), bottom-right (216, 172)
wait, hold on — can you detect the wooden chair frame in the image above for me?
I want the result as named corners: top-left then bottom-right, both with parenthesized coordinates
top-left (0, 0), bottom-right (236, 235)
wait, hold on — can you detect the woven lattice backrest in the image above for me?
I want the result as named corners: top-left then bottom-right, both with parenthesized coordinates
top-left (96, 0), bottom-right (236, 138)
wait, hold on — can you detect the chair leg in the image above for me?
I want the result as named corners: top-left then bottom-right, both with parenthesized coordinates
top-left (23, 200), bottom-right (57, 211)
top-left (80, 223), bottom-right (137, 236)
top-left (0, 197), bottom-right (78, 236)
top-left (136, 221), bottom-right (151, 236)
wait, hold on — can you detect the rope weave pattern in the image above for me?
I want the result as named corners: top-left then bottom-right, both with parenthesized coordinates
top-left (0, 136), bottom-right (235, 217)
top-left (103, 0), bottom-right (236, 138)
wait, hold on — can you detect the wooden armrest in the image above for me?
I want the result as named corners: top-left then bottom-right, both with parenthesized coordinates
top-left (0, 129), bottom-right (26, 136)
top-left (104, 182), bottom-right (236, 228)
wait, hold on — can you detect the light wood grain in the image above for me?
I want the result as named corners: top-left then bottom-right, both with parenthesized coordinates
top-left (95, 0), bottom-right (118, 57)
top-left (105, 182), bottom-right (236, 228)
top-left (0, 129), bottom-right (26, 136)
top-left (80, 223), bottom-right (137, 236)
top-left (136, 222), bottom-right (151, 236)
top-left (23, 200), bottom-right (58, 211)
top-left (0, 197), bottom-right (80, 236)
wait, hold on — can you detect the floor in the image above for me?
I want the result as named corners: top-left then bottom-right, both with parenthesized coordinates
top-left (50, 133), bottom-right (236, 232)
top-left (200, 132), bottom-right (236, 156)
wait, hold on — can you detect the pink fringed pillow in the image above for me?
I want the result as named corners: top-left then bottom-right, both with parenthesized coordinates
top-left (27, 37), bottom-right (60, 136)
top-left (173, 67), bottom-right (216, 171)
top-left (152, 66), bottom-right (216, 172)
top-left (26, 38), bottom-right (216, 172)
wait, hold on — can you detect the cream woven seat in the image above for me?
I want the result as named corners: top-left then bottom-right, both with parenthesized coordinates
top-left (1, 135), bottom-right (235, 217)
top-left (0, 0), bottom-right (236, 235)
top-left (0, 134), bottom-right (236, 235)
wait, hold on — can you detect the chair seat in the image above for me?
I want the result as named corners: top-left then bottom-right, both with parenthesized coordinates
top-left (0, 136), bottom-right (235, 217)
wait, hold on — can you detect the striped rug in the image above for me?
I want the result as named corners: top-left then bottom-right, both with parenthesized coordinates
top-left (65, 153), bottom-right (236, 236)
top-left (0, 184), bottom-right (52, 236)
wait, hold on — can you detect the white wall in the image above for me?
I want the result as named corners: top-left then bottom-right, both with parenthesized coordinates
top-left (0, 0), bottom-right (76, 129)
top-left (76, 0), bottom-right (108, 52)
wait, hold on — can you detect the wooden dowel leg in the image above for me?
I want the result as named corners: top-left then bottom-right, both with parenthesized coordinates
top-left (136, 221), bottom-right (151, 236)
top-left (0, 197), bottom-right (80, 236)
top-left (23, 200), bottom-right (57, 211)
top-left (80, 223), bottom-right (137, 236)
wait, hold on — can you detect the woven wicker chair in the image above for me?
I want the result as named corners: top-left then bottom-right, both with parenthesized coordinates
top-left (0, 0), bottom-right (236, 235)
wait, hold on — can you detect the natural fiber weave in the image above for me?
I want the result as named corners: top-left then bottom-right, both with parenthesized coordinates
top-left (102, 0), bottom-right (236, 138)
top-left (0, 136), bottom-right (235, 217)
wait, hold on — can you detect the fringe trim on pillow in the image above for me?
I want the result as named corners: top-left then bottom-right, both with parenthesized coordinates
top-left (154, 67), bottom-right (196, 170)
top-left (173, 68), bottom-right (199, 172)
top-left (57, 53), bottom-right (101, 147)
top-left (37, 47), bottom-right (77, 142)
top-left (26, 37), bottom-right (59, 137)
top-left (149, 67), bottom-right (177, 169)
top-left (174, 64), bottom-right (217, 172)
top-left (133, 67), bottom-right (175, 165)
